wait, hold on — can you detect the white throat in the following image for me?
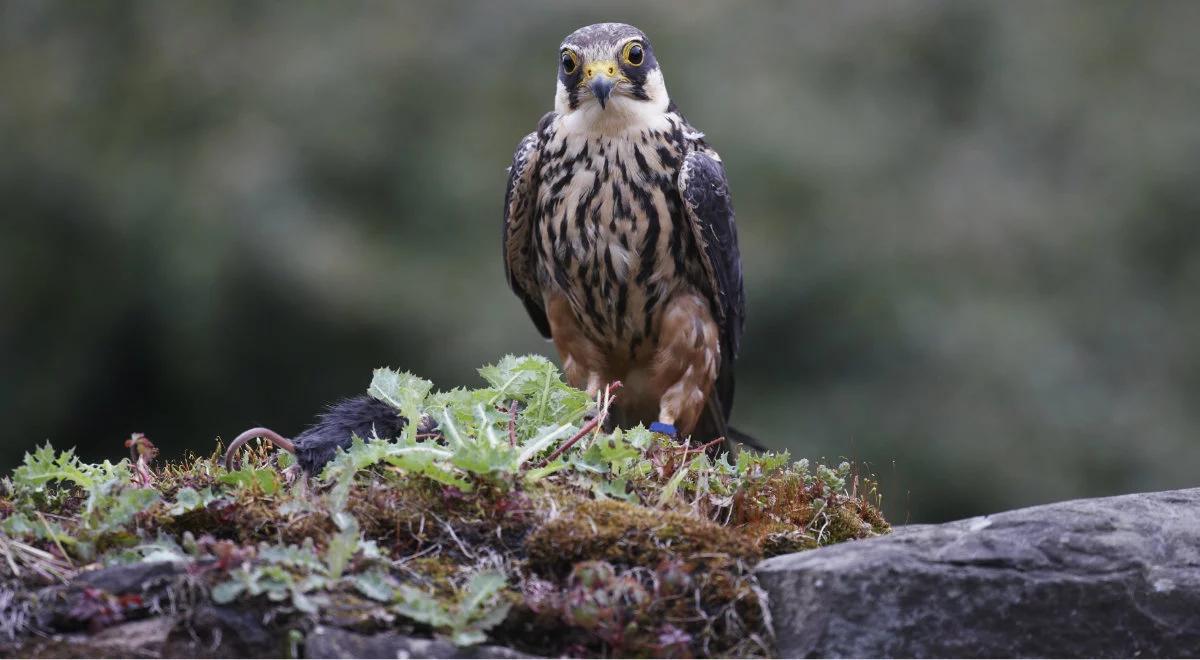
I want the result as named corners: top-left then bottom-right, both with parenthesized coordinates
top-left (554, 69), bottom-right (672, 136)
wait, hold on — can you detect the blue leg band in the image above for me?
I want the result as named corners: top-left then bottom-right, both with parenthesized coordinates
top-left (649, 422), bottom-right (678, 438)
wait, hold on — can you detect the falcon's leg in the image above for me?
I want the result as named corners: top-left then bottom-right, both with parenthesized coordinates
top-left (650, 291), bottom-right (720, 440)
top-left (546, 293), bottom-right (606, 397)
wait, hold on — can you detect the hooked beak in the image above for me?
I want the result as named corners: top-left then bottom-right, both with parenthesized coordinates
top-left (590, 75), bottom-right (615, 109)
top-left (583, 60), bottom-right (620, 109)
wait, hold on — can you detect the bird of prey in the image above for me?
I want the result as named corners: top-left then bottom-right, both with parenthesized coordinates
top-left (503, 23), bottom-right (745, 447)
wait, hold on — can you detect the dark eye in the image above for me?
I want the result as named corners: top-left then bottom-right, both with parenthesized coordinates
top-left (623, 42), bottom-right (644, 66)
top-left (561, 50), bottom-right (579, 74)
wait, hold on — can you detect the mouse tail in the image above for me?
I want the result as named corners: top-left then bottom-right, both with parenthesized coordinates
top-left (223, 427), bottom-right (296, 471)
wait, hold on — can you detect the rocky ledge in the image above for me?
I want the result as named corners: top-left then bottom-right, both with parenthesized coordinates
top-left (756, 487), bottom-right (1200, 658)
top-left (9, 487), bottom-right (1198, 658)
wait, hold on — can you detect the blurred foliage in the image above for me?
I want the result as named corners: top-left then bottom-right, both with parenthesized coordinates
top-left (2, 0), bottom-right (1199, 523)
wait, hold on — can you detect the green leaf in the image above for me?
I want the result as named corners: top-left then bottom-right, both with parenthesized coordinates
top-left (619, 425), bottom-right (657, 451)
top-left (168, 487), bottom-right (217, 516)
top-left (467, 599), bottom-right (513, 636)
top-left (91, 487), bottom-right (161, 534)
top-left (522, 459), bottom-right (567, 484)
top-left (383, 449), bottom-right (471, 491)
top-left (516, 422), bottom-right (576, 466)
top-left (368, 368), bottom-right (433, 437)
top-left (394, 585), bottom-right (453, 627)
top-left (13, 444), bottom-right (87, 492)
top-left (211, 579), bottom-right (246, 604)
top-left (320, 433), bottom-right (468, 497)
top-left (478, 355), bottom-right (591, 433)
top-left (449, 435), bottom-right (517, 477)
top-left (593, 478), bottom-right (633, 502)
top-left (1, 513), bottom-right (37, 537)
top-left (291, 589), bottom-right (319, 614)
top-left (12, 444), bottom-right (128, 498)
top-left (324, 517), bottom-right (359, 579)
top-left (352, 570), bottom-right (395, 602)
top-left (658, 463), bottom-right (690, 507)
top-left (219, 467), bottom-right (280, 495)
top-left (460, 571), bottom-right (506, 617)
top-left (478, 354), bottom-right (558, 396)
top-left (258, 539), bottom-right (325, 572)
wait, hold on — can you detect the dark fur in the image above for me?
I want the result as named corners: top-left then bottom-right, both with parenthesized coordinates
top-left (291, 396), bottom-right (408, 473)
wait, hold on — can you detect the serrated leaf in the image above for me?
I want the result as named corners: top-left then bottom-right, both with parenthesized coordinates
top-left (12, 444), bottom-right (127, 498)
top-left (352, 570), bottom-right (395, 602)
top-left (516, 422), bottom-right (576, 466)
top-left (478, 355), bottom-right (591, 434)
top-left (393, 585), bottom-right (453, 627)
top-left (460, 571), bottom-right (506, 616)
top-left (368, 368), bottom-right (432, 436)
top-left (384, 450), bottom-right (471, 491)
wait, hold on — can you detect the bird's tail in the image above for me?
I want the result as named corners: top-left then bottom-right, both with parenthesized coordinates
top-left (726, 425), bottom-right (766, 453)
top-left (695, 396), bottom-right (766, 455)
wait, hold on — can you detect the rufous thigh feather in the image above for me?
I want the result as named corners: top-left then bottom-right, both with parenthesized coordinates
top-left (650, 291), bottom-right (720, 438)
top-left (546, 293), bottom-right (606, 396)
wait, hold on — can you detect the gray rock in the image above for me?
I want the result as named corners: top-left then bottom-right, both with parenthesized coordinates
top-left (757, 487), bottom-right (1200, 658)
top-left (8, 617), bottom-right (175, 659)
top-left (175, 604), bottom-right (280, 657)
top-left (74, 616), bottom-right (176, 657)
top-left (304, 627), bottom-right (534, 659)
top-left (76, 561), bottom-right (183, 594)
top-left (30, 561), bottom-right (185, 634)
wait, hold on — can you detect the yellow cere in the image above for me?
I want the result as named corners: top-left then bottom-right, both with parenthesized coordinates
top-left (582, 59), bottom-right (622, 83)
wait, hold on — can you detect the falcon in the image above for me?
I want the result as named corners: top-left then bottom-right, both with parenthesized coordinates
top-left (503, 23), bottom-right (745, 447)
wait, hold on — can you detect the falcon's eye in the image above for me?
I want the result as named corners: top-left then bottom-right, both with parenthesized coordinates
top-left (561, 50), bottom-right (579, 74)
top-left (623, 42), bottom-right (644, 67)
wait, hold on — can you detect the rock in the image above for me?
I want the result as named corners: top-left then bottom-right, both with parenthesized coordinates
top-left (756, 487), bottom-right (1200, 658)
top-left (167, 604), bottom-right (282, 658)
top-left (30, 561), bottom-right (186, 634)
top-left (304, 627), bottom-right (534, 659)
top-left (76, 561), bottom-right (183, 594)
top-left (7, 617), bottom-right (174, 659)
top-left (74, 616), bottom-right (175, 657)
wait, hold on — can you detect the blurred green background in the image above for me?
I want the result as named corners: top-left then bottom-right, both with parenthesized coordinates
top-left (3, 1), bottom-right (1198, 524)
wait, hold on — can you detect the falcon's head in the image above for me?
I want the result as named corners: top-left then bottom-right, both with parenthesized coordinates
top-left (554, 23), bottom-right (670, 128)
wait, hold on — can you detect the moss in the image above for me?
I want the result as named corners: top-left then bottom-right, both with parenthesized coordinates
top-left (526, 499), bottom-right (758, 578)
top-left (516, 499), bottom-right (768, 657)
top-left (731, 469), bottom-right (889, 556)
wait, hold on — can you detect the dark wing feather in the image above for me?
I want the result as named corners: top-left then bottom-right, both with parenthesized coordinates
top-left (502, 116), bottom-right (552, 338)
top-left (679, 150), bottom-right (746, 420)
